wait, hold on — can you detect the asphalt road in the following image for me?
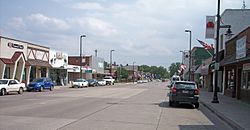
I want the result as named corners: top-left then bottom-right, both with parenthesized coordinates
top-left (0, 81), bottom-right (233, 130)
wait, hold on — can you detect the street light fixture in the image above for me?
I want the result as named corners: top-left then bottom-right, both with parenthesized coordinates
top-left (185, 29), bottom-right (192, 81)
top-left (110, 50), bottom-right (115, 77)
top-left (79, 35), bottom-right (86, 79)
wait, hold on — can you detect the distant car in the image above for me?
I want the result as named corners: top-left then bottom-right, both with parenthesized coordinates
top-left (27, 77), bottom-right (54, 92)
top-left (103, 76), bottom-right (115, 85)
top-left (87, 79), bottom-right (99, 87)
top-left (72, 79), bottom-right (88, 88)
top-left (0, 79), bottom-right (26, 96)
top-left (97, 79), bottom-right (106, 86)
top-left (169, 81), bottom-right (199, 108)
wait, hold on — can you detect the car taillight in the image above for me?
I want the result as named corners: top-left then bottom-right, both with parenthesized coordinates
top-left (194, 89), bottom-right (199, 95)
top-left (172, 86), bottom-right (177, 94)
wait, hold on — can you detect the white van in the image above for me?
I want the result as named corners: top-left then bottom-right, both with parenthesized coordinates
top-left (171, 75), bottom-right (181, 83)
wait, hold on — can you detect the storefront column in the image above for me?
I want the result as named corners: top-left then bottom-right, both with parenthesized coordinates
top-left (46, 67), bottom-right (49, 77)
top-left (236, 65), bottom-right (242, 100)
top-left (222, 67), bottom-right (226, 94)
top-left (36, 67), bottom-right (40, 78)
top-left (26, 66), bottom-right (31, 85)
top-left (0, 62), bottom-right (6, 79)
top-left (10, 65), bottom-right (15, 79)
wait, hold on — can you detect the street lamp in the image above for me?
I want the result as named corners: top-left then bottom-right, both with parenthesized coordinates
top-left (185, 29), bottom-right (192, 81)
top-left (133, 62), bottom-right (136, 84)
top-left (110, 50), bottom-right (115, 76)
top-left (79, 35), bottom-right (86, 79)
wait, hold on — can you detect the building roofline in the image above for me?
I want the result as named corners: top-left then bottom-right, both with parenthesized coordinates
top-left (0, 35), bottom-right (49, 49)
top-left (221, 9), bottom-right (250, 17)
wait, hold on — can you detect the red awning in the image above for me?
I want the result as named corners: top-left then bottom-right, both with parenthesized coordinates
top-left (0, 58), bottom-right (14, 64)
top-left (26, 59), bottom-right (51, 67)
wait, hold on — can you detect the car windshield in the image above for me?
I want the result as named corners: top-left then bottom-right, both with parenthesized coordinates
top-left (75, 79), bottom-right (85, 82)
top-left (87, 79), bottom-right (94, 82)
top-left (104, 77), bottom-right (111, 79)
top-left (33, 78), bottom-right (44, 82)
top-left (175, 83), bottom-right (196, 89)
top-left (0, 80), bottom-right (8, 84)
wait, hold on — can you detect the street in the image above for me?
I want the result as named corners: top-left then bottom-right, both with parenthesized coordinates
top-left (0, 82), bottom-right (233, 130)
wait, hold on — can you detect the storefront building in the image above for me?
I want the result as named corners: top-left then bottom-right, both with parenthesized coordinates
top-left (26, 43), bottom-right (51, 84)
top-left (68, 56), bottom-right (105, 82)
top-left (49, 50), bottom-right (68, 86)
top-left (223, 26), bottom-right (250, 103)
top-left (0, 36), bottom-right (27, 83)
top-left (0, 36), bottom-right (51, 85)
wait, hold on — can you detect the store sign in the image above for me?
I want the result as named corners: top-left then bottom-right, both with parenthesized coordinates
top-left (236, 36), bottom-right (246, 59)
top-left (8, 42), bottom-right (24, 49)
top-left (205, 16), bottom-right (215, 39)
top-left (243, 63), bottom-right (250, 71)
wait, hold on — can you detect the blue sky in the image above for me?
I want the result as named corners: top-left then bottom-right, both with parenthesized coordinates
top-left (0, 0), bottom-right (246, 68)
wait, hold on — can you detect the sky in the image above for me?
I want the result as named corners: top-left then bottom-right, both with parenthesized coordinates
top-left (0, 0), bottom-right (247, 68)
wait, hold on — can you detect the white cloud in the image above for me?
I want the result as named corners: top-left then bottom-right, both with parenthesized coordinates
top-left (28, 13), bottom-right (70, 31)
top-left (72, 2), bottom-right (104, 10)
top-left (10, 17), bottom-right (25, 28)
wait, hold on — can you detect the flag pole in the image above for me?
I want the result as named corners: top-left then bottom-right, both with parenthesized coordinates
top-left (206, 49), bottom-right (213, 57)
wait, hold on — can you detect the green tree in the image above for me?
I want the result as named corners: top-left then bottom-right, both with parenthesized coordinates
top-left (168, 62), bottom-right (181, 77)
top-left (139, 65), bottom-right (169, 79)
top-left (116, 67), bottom-right (129, 79)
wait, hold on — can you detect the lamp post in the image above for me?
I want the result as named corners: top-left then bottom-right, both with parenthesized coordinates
top-left (185, 30), bottom-right (192, 81)
top-left (110, 50), bottom-right (115, 77)
top-left (79, 35), bottom-right (86, 79)
top-left (133, 62), bottom-right (136, 84)
top-left (212, 0), bottom-right (221, 103)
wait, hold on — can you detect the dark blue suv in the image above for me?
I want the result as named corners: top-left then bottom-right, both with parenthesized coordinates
top-left (27, 77), bottom-right (54, 92)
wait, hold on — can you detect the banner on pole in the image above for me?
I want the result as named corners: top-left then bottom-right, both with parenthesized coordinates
top-left (205, 16), bottom-right (215, 39)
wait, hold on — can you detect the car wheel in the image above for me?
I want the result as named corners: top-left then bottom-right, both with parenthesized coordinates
top-left (50, 86), bottom-right (53, 91)
top-left (195, 103), bottom-right (199, 109)
top-left (1, 89), bottom-right (6, 96)
top-left (18, 87), bottom-right (23, 94)
top-left (39, 87), bottom-right (44, 92)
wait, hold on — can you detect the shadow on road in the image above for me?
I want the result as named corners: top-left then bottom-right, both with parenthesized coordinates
top-left (159, 101), bottom-right (195, 109)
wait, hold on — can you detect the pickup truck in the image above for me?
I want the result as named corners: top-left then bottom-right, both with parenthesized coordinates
top-left (103, 76), bottom-right (115, 85)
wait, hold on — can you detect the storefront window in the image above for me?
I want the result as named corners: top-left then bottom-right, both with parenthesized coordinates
top-left (242, 71), bottom-right (250, 90)
top-left (41, 67), bottom-right (47, 77)
top-left (30, 66), bottom-right (36, 82)
top-left (22, 68), bottom-right (26, 81)
top-left (247, 72), bottom-right (250, 89)
top-left (227, 70), bottom-right (234, 90)
top-left (4, 67), bottom-right (10, 79)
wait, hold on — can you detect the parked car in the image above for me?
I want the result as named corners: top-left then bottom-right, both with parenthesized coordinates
top-left (103, 76), bottom-right (115, 85)
top-left (27, 77), bottom-right (54, 92)
top-left (72, 79), bottom-right (88, 88)
top-left (97, 79), bottom-right (106, 86)
top-left (0, 79), bottom-right (26, 96)
top-left (169, 81), bottom-right (199, 108)
top-left (87, 79), bottom-right (99, 87)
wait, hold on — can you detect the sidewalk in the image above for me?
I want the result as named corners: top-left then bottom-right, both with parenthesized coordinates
top-left (199, 89), bottom-right (250, 130)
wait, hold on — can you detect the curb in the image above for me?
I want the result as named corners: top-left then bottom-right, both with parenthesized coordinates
top-left (200, 101), bottom-right (244, 130)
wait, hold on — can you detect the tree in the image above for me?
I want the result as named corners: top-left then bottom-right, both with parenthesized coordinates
top-left (168, 62), bottom-right (181, 77)
top-left (116, 67), bottom-right (129, 80)
top-left (139, 65), bottom-right (169, 79)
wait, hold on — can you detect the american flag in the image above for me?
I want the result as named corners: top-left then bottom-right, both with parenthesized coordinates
top-left (197, 39), bottom-right (213, 50)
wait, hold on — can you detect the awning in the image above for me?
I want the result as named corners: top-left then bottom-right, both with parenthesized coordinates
top-left (0, 58), bottom-right (14, 64)
top-left (26, 59), bottom-right (51, 67)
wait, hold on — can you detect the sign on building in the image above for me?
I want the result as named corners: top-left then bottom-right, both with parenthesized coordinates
top-left (236, 36), bottom-right (246, 59)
